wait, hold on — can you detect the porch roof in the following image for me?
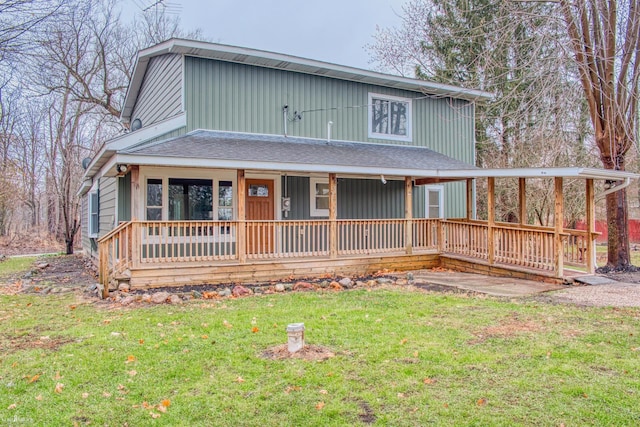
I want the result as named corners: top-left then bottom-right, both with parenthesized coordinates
top-left (118, 130), bottom-right (476, 178)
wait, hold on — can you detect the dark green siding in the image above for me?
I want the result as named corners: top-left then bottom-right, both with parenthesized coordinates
top-left (118, 173), bottom-right (131, 222)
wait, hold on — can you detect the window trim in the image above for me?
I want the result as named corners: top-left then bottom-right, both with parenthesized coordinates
top-left (88, 191), bottom-right (99, 238)
top-left (367, 92), bottom-right (412, 142)
top-left (309, 177), bottom-right (330, 217)
top-left (424, 185), bottom-right (444, 219)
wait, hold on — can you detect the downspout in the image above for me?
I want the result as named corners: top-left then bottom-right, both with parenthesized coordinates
top-left (600, 177), bottom-right (632, 197)
top-left (327, 121), bottom-right (333, 143)
top-left (283, 105), bottom-right (288, 137)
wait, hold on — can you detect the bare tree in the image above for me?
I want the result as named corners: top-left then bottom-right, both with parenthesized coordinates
top-left (559, 0), bottom-right (640, 269)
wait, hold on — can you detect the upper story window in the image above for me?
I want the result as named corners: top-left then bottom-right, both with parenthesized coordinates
top-left (368, 93), bottom-right (412, 142)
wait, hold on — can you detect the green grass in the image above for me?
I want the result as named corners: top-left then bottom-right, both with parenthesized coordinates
top-left (0, 256), bottom-right (38, 280)
top-left (1, 292), bottom-right (639, 425)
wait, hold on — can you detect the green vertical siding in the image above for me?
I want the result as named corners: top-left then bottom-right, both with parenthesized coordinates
top-left (185, 56), bottom-right (475, 215)
top-left (131, 54), bottom-right (183, 126)
top-left (118, 173), bottom-right (131, 222)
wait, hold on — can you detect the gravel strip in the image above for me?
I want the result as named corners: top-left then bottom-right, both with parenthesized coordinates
top-left (550, 282), bottom-right (640, 307)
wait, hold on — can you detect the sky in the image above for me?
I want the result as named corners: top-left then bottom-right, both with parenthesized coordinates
top-left (123, 0), bottom-right (408, 71)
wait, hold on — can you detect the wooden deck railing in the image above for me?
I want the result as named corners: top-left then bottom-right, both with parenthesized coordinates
top-left (97, 218), bottom-right (592, 296)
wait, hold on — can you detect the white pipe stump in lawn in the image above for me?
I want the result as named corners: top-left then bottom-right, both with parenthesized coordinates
top-left (286, 323), bottom-right (305, 353)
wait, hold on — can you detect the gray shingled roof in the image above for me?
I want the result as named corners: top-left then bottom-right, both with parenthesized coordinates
top-left (122, 130), bottom-right (475, 175)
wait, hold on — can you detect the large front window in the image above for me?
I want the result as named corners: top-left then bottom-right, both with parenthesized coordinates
top-left (146, 179), bottom-right (163, 220)
top-left (368, 93), bottom-right (412, 142)
top-left (169, 178), bottom-right (213, 220)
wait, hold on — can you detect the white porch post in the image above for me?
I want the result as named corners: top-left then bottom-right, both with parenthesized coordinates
top-left (405, 176), bottom-right (413, 255)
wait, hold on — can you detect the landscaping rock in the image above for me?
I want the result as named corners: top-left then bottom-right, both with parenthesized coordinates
top-left (376, 278), bottom-right (394, 285)
top-left (319, 280), bottom-right (329, 289)
top-left (294, 281), bottom-right (314, 291)
top-left (150, 291), bottom-right (170, 304)
top-left (406, 272), bottom-right (414, 281)
top-left (274, 283), bottom-right (285, 292)
top-left (118, 282), bottom-right (130, 292)
top-left (355, 281), bottom-right (367, 288)
top-left (253, 287), bottom-right (264, 294)
top-left (191, 290), bottom-right (203, 299)
top-left (283, 283), bottom-right (294, 291)
top-left (168, 294), bottom-right (182, 304)
top-left (121, 295), bottom-right (137, 306)
top-left (87, 284), bottom-right (98, 293)
top-left (141, 293), bottom-right (152, 303)
top-left (218, 288), bottom-right (232, 297)
top-left (339, 277), bottom-right (353, 288)
top-left (36, 262), bottom-right (49, 269)
top-left (395, 279), bottom-right (407, 286)
top-left (329, 281), bottom-right (343, 291)
top-left (232, 285), bottom-right (252, 297)
top-left (367, 280), bottom-right (377, 287)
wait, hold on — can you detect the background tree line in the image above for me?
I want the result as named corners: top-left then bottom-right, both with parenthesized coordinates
top-left (0, 0), bottom-right (199, 253)
top-left (369, 0), bottom-right (640, 269)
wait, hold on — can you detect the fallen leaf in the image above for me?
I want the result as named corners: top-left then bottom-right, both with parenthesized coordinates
top-left (400, 338), bottom-right (408, 345)
top-left (150, 412), bottom-right (161, 419)
top-left (28, 373), bottom-right (41, 383)
top-left (397, 393), bottom-right (406, 398)
top-left (235, 376), bottom-right (245, 383)
top-left (223, 320), bottom-right (233, 329)
top-left (54, 383), bottom-right (64, 393)
top-left (315, 401), bottom-right (325, 410)
top-left (319, 389), bottom-right (328, 395)
top-left (156, 405), bottom-right (167, 413)
top-left (8, 403), bottom-right (17, 410)
top-left (103, 392), bottom-right (112, 398)
top-left (201, 335), bottom-right (209, 339)
top-left (251, 326), bottom-right (259, 333)
top-left (285, 385), bottom-right (301, 393)
top-left (161, 399), bottom-right (171, 407)
top-left (70, 305), bottom-right (77, 310)
top-left (35, 395), bottom-right (43, 401)
top-left (413, 351), bottom-right (419, 357)
top-left (128, 370), bottom-right (137, 377)
top-left (125, 355), bottom-right (136, 363)
top-left (443, 403), bottom-right (449, 408)
top-left (583, 393), bottom-right (588, 398)
top-left (54, 371), bottom-right (63, 380)
top-left (423, 378), bottom-right (437, 384)
top-left (139, 339), bottom-right (144, 345)
top-left (82, 393), bottom-right (89, 399)
top-left (477, 398), bottom-right (487, 406)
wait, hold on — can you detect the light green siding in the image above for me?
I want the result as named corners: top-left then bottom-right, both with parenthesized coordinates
top-left (98, 177), bottom-right (116, 237)
top-left (131, 54), bottom-right (183, 126)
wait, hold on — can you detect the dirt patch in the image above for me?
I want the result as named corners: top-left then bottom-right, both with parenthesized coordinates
top-left (0, 333), bottom-right (75, 353)
top-left (0, 231), bottom-right (64, 256)
top-left (358, 400), bottom-right (377, 424)
top-left (470, 314), bottom-right (543, 344)
top-left (260, 344), bottom-right (335, 361)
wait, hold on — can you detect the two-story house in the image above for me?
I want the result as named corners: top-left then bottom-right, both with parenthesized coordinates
top-left (81, 39), bottom-right (637, 297)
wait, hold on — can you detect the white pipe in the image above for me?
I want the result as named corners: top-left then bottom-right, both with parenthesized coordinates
top-left (600, 177), bottom-right (632, 197)
top-left (283, 107), bottom-right (288, 137)
top-left (327, 121), bottom-right (333, 142)
top-left (380, 175), bottom-right (387, 184)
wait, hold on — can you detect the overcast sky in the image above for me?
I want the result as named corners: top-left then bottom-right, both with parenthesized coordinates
top-left (124, 0), bottom-right (407, 71)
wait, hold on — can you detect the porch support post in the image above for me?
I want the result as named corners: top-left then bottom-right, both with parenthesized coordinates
top-left (130, 165), bottom-right (140, 220)
top-left (585, 178), bottom-right (595, 274)
top-left (466, 178), bottom-right (473, 220)
top-left (554, 177), bottom-right (564, 277)
top-left (487, 177), bottom-right (495, 265)
top-left (329, 173), bottom-right (338, 259)
top-left (405, 176), bottom-right (413, 255)
top-left (237, 169), bottom-right (246, 264)
top-left (519, 177), bottom-right (526, 225)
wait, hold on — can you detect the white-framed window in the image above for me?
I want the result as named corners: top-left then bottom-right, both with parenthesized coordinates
top-left (310, 177), bottom-right (329, 217)
top-left (425, 185), bottom-right (444, 218)
top-left (88, 191), bottom-right (99, 237)
top-left (368, 92), bottom-right (412, 142)
top-left (145, 178), bottom-right (163, 220)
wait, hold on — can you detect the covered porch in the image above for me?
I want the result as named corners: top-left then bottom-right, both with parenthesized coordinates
top-left (98, 166), bottom-right (635, 298)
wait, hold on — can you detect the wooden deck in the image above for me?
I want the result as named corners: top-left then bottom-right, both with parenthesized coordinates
top-left (97, 218), bottom-right (595, 297)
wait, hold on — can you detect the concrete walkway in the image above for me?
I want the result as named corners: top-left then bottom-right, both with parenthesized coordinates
top-left (409, 269), bottom-right (565, 297)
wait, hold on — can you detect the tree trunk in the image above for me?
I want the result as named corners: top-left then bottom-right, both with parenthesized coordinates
top-left (65, 237), bottom-right (74, 255)
top-left (601, 154), bottom-right (631, 269)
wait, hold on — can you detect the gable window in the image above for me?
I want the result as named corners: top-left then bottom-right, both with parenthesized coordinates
top-left (310, 177), bottom-right (329, 217)
top-left (368, 93), bottom-right (412, 142)
top-left (88, 192), bottom-right (99, 237)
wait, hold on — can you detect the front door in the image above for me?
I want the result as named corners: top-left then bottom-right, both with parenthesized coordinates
top-left (245, 179), bottom-right (275, 254)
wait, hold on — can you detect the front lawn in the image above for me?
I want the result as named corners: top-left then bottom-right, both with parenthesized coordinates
top-left (1, 286), bottom-right (639, 426)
